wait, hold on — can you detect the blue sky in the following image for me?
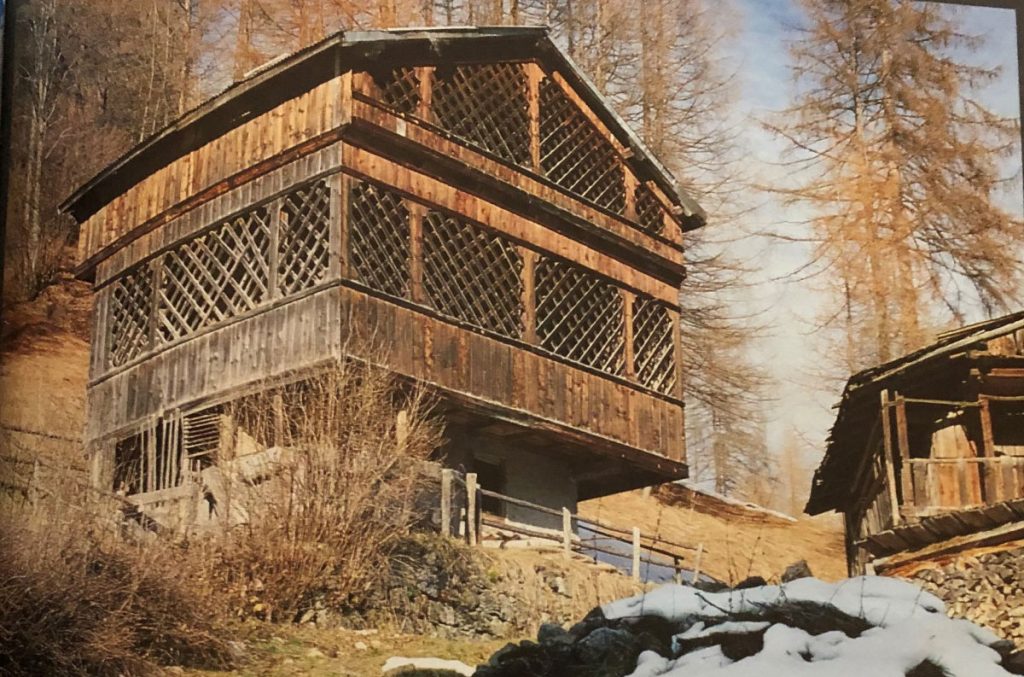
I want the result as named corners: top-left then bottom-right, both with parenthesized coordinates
top-left (709, 1), bottom-right (1023, 475)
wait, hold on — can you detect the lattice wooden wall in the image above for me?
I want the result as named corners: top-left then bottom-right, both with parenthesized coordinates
top-left (157, 208), bottom-right (271, 343)
top-left (106, 178), bottom-right (332, 369)
top-left (422, 210), bottom-right (524, 337)
top-left (635, 184), bottom-right (666, 236)
top-left (535, 257), bottom-right (625, 375)
top-left (349, 180), bottom-right (411, 299)
top-left (433, 63), bottom-right (531, 166)
top-left (538, 77), bottom-right (626, 215)
top-left (278, 181), bottom-right (331, 295)
top-left (633, 296), bottom-right (677, 395)
top-left (108, 264), bottom-right (154, 367)
top-left (364, 63), bottom-right (674, 233)
top-left (375, 66), bottom-right (421, 115)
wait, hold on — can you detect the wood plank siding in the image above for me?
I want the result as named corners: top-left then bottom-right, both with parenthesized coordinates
top-left (69, 32), bottom-right (699, 496)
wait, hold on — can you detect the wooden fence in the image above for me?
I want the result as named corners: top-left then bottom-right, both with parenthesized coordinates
top-left (439, 469), bottom-right (708, 584)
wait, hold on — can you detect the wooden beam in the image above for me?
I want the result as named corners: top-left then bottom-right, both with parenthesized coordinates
top-left (879, 390), bottom-right (902, 526)
top-left (440, 468), bottom-right (453, 537)
top-left (416, 66), bottom-right (434, 123)
top-left (623, 290), bottom-right (636, 379)
top-left (526, 63), bottom-right (542, 171)
top-left (407, 202), bottom-right (425, 304)
top-left (873, 519), bottom-right (1024, 574)
top-left (466, 472), bottom-right (478, 546)
top-left (894, 394), bottom-right (915, 517)
top-left (521, 248), bottom-right (537, 344)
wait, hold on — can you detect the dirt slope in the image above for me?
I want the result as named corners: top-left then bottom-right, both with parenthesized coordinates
top-left (0, 274), bottom-right (92, 467)
top-left (580, 485), bottom-right (847, 584)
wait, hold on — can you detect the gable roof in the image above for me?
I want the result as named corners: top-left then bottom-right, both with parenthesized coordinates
top-left (807, 311), bottom-right (1024, 515)
top-left (61, 27), bottom-right (706, 230)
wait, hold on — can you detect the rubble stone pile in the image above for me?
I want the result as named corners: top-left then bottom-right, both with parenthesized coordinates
top-left (474, 577), bottom-right (1024, 676)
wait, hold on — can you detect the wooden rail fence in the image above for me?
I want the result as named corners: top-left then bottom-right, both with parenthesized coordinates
top-left (439, 469), bottom-right (708, 584)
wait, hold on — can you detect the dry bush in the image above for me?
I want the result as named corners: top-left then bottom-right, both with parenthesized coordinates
top-left (0, 467), bottom-right (233, 676)
top-left (204, 361), bottom-right (443, 623)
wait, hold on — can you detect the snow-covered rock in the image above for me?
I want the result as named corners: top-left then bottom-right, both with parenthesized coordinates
top-left (474, 577), bottom-right (1024, 676)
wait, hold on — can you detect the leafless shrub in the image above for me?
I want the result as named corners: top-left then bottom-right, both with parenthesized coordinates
top-left (202, 361), bottom-right (444, 623)
top-left (0, 468), bottom-right (233, 676)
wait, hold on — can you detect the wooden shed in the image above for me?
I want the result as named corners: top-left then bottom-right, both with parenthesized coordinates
top-left (807, 312), bottom-right (1024, 573)
top-left (62, 27), bottom-right (706, 527)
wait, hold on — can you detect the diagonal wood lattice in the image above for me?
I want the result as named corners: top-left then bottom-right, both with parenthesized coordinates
top-left (109, 264), bottom-right (153, 367)
top-left (539, 77), bottom-right (626, 215)
top-left (422, 210), bottom-right (524, 337)
top-left (432, 63), bottom-right (531, 166)
top-left (373, 67), bottom-right (421, 115)
top-left (635, 184), bottom-right (666, 236)
top-left (349, 180), bottom-right (411, 299)
top-left (633, 296), bottom-right (677, 396)
top-left (156, 208), bottom-right (271, 343)
top-left (535, 257), bottom-right (624, 375)
top-left (278, 179), bottom-right (330, 295)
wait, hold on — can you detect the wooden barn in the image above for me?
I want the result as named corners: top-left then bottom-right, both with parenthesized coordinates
top-left (62, 27), bottom-right (706, 528)
top-left (807, 312), bottom-right (1024, 573)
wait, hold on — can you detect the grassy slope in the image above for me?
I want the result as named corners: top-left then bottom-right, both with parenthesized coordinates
top-left (580, 488), bottom-right (846, 584)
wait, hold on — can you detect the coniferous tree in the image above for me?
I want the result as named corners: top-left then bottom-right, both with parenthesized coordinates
top-left (770, 0), bottom-right (1022, 372)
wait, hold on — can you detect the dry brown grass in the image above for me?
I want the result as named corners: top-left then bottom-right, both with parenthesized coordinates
top-left (0, 360), bottom-right (443, 674)
top-left (0, 470), bottom-right (233, 676)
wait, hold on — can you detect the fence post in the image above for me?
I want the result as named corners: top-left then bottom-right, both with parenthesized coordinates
top-left (440, 469), bottom-right (453, 538)
top-left (466, 472), bottom-right (478, 546)
top-left (673, 556), bottom-right (681, 584)
top-left (693, 543), bottom-right (704, 584)
top-left (632, 527), bottom-right (641, 583)
top-left (562, 507), bottom-right (572, 558)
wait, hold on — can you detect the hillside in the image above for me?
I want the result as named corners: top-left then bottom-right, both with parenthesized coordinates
top-left (0, 274), bottom-right (92, 467)
top-left (580, 483), bottom-right (846, 584)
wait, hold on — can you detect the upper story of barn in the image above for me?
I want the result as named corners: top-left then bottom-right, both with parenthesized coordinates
top-left (63, 27), bottom-right (706, 510)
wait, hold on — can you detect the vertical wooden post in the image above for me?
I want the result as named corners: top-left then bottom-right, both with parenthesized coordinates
top-left (894, 394), bottom-right (913, 514)
top-left (440, 469), bottom-right (453, 538)
top-left (671, 309), bottom-right (684, 401)
top-left (148, 258), bottom-right (163, 353)
top-left (526, 64), bottom-right (543, 171)
top-left (329, 172), bottom-right (346, 280)
top-left (338, 173), bottom-right (351, 279)
top-left (622, 291), bottom-right (635, 380)
top-left (672, 557), bottom-right (681, 584)
top-left (879, 390), bottom-right (903, 525)
top-left (466, 472), bottom-right (478, 546)
top-left (979, 396), bottom-right (1001, 502)
top-left (268, 200), bottom-right (282, 298)
top-left (693, 543), bottom-right (704, 584)
top-left (980, 396), bottom-right (995, 457)
top-left (624, 172), bottom-right (638, 222)
top-left (272, 393), bottom-right (285, 447)
top-left (562, 507), bottom-right (572, 558)
top-left (631, 527), bottom-right (641, 582)
top-left (521, 248), bottom-right (537, 344)
top-left (408, 203), bottom-right (425, 304)
top-left (416, 66), bottom-right (434, 123)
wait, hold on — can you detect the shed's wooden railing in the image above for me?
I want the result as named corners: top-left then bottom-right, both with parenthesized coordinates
top-left (906, 456), bottom-right (1024, 515)
top-left (439, 470), bottom-right (711, 585)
